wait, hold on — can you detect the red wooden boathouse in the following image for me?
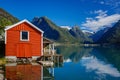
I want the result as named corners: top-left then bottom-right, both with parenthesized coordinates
top-left (5, 19), bottom-right (44, 60)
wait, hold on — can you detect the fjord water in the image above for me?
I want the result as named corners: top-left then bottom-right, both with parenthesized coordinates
top-left (54, 46), bottom-right (120, 80)
top-left (1, 46), bottom-right (120, 80)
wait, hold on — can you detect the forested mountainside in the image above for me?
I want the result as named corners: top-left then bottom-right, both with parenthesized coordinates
top-left (0, 8), bottom-right (19, 40)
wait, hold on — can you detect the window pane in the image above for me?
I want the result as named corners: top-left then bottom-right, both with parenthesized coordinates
top-left (22, 31), bottom-right (28, 40)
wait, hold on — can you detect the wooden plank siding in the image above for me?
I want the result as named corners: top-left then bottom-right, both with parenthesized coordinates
top-left (6, 22), bottom-right (43, 57)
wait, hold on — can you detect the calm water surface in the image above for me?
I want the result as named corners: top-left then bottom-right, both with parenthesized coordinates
top-left (0, 46), bottom-right (120, 80)
top-left (54, 46), bottom-right (120, 80)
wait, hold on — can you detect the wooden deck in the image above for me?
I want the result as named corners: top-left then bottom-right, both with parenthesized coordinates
top-left (41, 53), bottom-right (63, 61)
top-left (37, 53), bottom-right (63, 67)
top-left (38, 61), bottom-right (54, 66)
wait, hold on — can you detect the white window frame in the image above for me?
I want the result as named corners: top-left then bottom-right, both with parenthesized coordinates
top-left (20, 31), bottom-right (29, 41)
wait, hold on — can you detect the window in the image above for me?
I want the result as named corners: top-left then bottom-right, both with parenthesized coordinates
top-left (20, 31), bottom-right (29, 41)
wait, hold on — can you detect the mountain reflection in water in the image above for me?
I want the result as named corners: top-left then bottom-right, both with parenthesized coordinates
top-left (0, 46), bottom-right (120, 80)
top-left (54, 46), bottom-right (120, 80)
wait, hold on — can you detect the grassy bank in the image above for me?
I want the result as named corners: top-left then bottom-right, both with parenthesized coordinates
top-left (0, 58), bottom-right (6, 65)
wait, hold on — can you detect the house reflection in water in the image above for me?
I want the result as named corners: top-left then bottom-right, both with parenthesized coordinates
top-left (5, 63), bottom-right (54, 80)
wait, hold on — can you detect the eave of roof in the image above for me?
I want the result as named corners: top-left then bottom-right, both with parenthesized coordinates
top-left (43, 37), bottom-right (54, 44)
top-left (5, 19), bottom-right (44, 33)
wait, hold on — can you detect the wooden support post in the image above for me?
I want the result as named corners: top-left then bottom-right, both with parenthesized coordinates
top-left (57, 56), bottom-right (59, 67)
top-left (52, 44), bottom-right (54, 55)
top-left (49, 44), bottom-right (50, 54)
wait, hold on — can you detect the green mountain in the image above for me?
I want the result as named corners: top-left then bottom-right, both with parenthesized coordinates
top-left (97, 20), bottom-right (120, 44)
top-left (32, 16), bottom-right (84, 43)
top-left (69, 26), bottom-right (92, 43)
top-left (0, 8), bottom-right (19, 39)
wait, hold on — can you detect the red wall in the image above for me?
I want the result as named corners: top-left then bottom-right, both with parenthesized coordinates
top-left (6, 22), bottom-right (42, 57)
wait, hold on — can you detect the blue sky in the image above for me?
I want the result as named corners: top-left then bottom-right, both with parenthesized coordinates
top-left (0, 0), bottom-right (120, 32)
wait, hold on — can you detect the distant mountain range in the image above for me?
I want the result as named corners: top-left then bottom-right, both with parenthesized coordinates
top-left (69, 26), bottom-right (92, 42)
top-left (91, 27), bottom-right (110, 42)
top-left (32, 17), bottom-right (90, 43)
top-left (1, 8), bottom-right (120, 44)
top-left (97, 20), bottom-right (120, 44)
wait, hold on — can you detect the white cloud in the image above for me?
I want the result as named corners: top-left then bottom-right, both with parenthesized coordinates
top-left (82, 10), bottom-right (120, 32)
top-left (104, 0), bottom-right (120, 8)
top-left (60, 26), bottom-right (71, 30)
top-left (94, 10), bottom-right (107, 15)
top-left (100, 1), bottom-right (104, 4)
top-left (94, 10), bottom-right (108, 19)
top-left (81, 56), bottom-right (120, 77)
top-left (98, 0), bottom-right (120, 13)
top-left (82, 30), bottom-right (94, 34)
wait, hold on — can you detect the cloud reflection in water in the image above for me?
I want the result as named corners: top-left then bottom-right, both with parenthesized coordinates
top-left (81, 56), bottom-right (120, 77)
top-left (64, 58), bottom-right (72, 63)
